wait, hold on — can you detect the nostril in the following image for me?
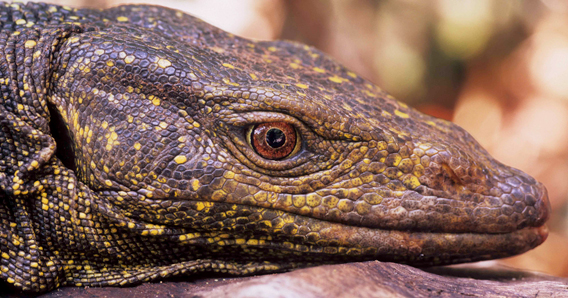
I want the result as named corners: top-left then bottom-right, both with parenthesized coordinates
top-left (421, 162), bottom-right (467, 193)
top-left (440, 163), bottom-right (464, 189)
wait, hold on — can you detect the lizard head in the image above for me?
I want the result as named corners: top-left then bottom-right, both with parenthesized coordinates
top-left (50, 5), bottom-right (549, 267)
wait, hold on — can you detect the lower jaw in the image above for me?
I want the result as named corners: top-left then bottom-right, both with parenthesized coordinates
top-left (192, 224), bottom-right (548, 267)
top-left (181, 219), bottom-right (549, 266)
top-left (105, 198), bottom-right (548, 265)
top-left (313, 224), bottom-right (548, 265)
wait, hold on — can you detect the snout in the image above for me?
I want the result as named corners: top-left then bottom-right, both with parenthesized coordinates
top-left (494, 169), bottom-right (550, 230)
top-left (409, 140), bottom-right (551, 234)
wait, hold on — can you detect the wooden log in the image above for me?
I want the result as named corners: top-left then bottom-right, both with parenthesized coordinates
top-left (3, 261), bottom-right (567, 298)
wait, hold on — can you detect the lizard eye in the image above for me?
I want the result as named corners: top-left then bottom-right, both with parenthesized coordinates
top-left (248, 122), bottom-right (297, 160)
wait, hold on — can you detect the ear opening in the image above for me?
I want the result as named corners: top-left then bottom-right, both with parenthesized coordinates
top-left (47, 102), bottom-right (77, 173)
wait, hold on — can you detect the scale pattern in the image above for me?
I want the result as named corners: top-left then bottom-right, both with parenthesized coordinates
top-left (0, 2), bottom-right (550, 293)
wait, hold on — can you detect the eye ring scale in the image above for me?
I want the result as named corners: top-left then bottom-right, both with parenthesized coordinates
top-left (249, 122), bottom-right (297, 160)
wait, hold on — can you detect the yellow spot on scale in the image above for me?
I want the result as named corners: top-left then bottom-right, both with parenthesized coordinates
top-left (313, 67), bottom-right (325, 73)
top-left (249, 73), bottom-right (258, 80)
top-left (116, 16), bottom-right (129, 22)
top-left (124, 55), bottom-right (135, 64)
top-left (289, 63), bottom-right (300, 69)
top-left (191, 179), bottom-right (200, 191)
top-left (403, 176), bottom-right (421, 189)
top-left (347, 71), bottom-right (357, 78)
top-left (363, 90), bottom-right (376, 97)
top-left (222, 78), bottom-right (240, 87)
top-left (222, 63), bottom-right (235, 69)
top-left (15, 19), bottom-right (26, 25)
top-left (296, 83), bottom-right (308, 89)
top-left (105, 180), bottom-right (113, 187)
top-left (174, 155), bottom-right (187, 164)
top-left (394, 110), bottom-right (409, 118)
top-left (157, 58), bottom-right (171, 68)
top-left (328, 76), bottom-right (346, 83)
top-left (24, 40), bottom-right (36, 48)
top-left (247, 239), bottom-right (259, 245)
top-left (134, 142), bottom-right (141, 150)
top-left (195, 202), bottom-right (205, 211)
top-left (152, 97), bottom-right (160, 106)
top-left (95, 49), bottom-right (104, 55)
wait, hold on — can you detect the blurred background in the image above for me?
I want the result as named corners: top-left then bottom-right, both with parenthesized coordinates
top-left (27, 0), bottom-right (568, 277)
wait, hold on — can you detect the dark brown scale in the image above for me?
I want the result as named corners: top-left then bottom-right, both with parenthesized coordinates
top-left (0, 2), bottom-right (550, 293)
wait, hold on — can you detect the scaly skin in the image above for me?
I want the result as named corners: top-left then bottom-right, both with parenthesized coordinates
top-left (0, 2), bottom-right (550, 293)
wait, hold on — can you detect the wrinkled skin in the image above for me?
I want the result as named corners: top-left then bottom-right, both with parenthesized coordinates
top-left (0, 2), bottom-right (549, 293)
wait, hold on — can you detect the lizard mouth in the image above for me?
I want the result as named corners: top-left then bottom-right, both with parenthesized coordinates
top-left (263, 208), bottom-right (548, 265)
top-left (161, 200), bottom-right (549, 266)
top-left (308, 222), bottom-right (549, 265)
top-left (124, 168), bottom-right (550, 266)
top-left (120, 189), bottom-right (549, 266)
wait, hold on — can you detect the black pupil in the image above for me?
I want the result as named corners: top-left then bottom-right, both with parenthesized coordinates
top-left (266, 128), bottom-right (286, 148)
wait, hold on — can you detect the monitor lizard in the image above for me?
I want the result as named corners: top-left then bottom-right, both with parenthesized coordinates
top-left (0, 2), bottom-right (550, 293)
